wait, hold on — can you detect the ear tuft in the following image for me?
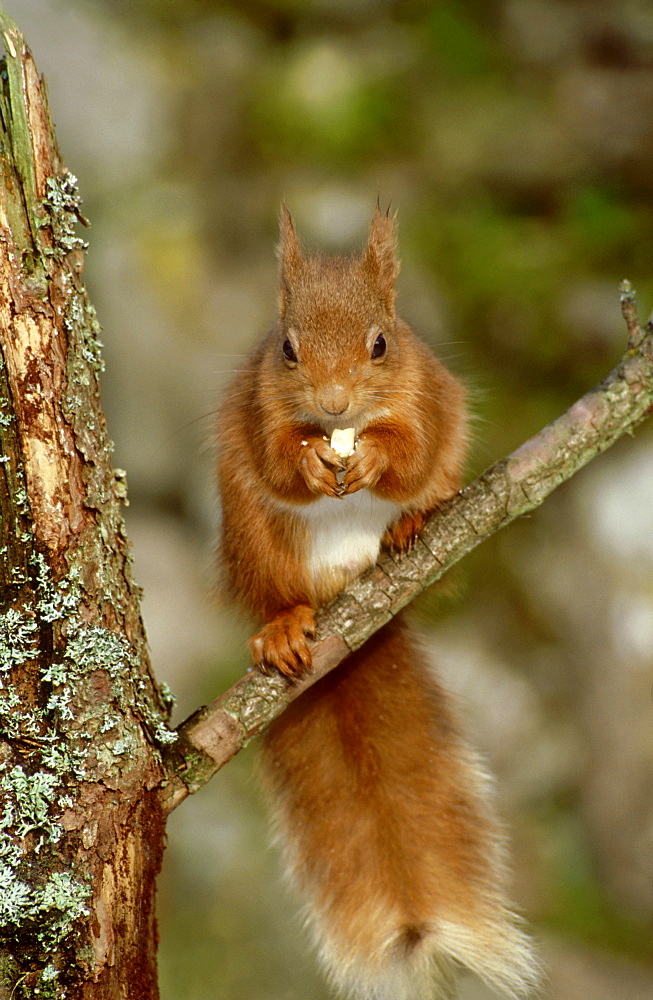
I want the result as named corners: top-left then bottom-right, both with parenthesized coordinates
top-left (363, 203), bottom-right (399, 315)
top-left (278, 205), bottom-right (303, 317)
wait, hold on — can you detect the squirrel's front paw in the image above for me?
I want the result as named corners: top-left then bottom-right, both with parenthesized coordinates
top-left (249, 605), bottom-right (316, 681)
top-left (342, 436), bottom-right (389, 494)
top-left (382, 510), bottom-right (426, 554)
top-left (300, 438), bottom-right (345, 497)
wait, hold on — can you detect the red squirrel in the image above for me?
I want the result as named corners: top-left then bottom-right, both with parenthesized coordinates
top-left (216, 206), bottom-right (540, 999)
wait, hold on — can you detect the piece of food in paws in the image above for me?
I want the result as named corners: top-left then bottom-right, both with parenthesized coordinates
top-left (330, 427), bottom-right (356, 458)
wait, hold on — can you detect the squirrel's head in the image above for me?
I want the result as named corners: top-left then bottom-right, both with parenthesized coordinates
top-left (272, 205), bottom-right (403, 431)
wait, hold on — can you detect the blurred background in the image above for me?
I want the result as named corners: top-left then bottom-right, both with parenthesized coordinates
top-left (5, 0), bottom-right (653, 997)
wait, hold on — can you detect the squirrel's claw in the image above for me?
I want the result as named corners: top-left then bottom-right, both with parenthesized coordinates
top-left (250, 605), bottom-right (316, 681)
top-left (382, 510), bottom-right (427, 554)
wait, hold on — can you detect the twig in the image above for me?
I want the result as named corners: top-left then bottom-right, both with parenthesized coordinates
top-left (160, 285), bottom-right (653, 814)
top-left (620, 279), bottom-right (643, 349)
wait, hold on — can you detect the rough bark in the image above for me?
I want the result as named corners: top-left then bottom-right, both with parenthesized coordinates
top-left (0, 13), bottom-right (173, 999)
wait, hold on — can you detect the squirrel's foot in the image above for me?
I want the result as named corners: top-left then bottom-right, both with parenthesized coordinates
top-left (249, 605), bottom-right (316, 681)
top-left (382, 510), bottom-right (426, 554)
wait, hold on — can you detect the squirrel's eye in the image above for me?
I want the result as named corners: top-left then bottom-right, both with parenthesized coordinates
top-left (371, 333), bottom-right (386, 359)
top-left (283, 338), bottom-right (297, 363)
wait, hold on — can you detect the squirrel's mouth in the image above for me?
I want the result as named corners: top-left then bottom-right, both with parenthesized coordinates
top-left (300, 399), bottom-right (387, 435)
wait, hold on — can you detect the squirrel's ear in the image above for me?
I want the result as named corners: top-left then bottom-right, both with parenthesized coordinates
top-left (278, 205), bottom-right (303, 317)
top-left (363, 203), bottom-right (399, 316)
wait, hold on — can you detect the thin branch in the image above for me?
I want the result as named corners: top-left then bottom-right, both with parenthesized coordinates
top-left (620, 279), bottom-right (643, 349)
top-left (160, 291), bottom-right (653, 814)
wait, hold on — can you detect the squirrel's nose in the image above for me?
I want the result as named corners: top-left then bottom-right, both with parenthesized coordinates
top-left (319, 386), bottom-right (349, 416)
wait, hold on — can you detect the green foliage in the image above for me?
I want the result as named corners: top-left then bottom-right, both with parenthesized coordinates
top-left (250, 41), bottom-right (411, 166)
top-left (564, 186), bottom-right (640, 265)
top-left (536, 806), bottom-right (653, 964)
top-left (426, 2), bottom-right (499, 79)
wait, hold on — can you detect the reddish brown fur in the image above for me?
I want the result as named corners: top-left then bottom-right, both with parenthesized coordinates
top-left (218, 210), bottom-right (466, 653)
top-left (216, 208), bottom-right (539, 997)
top-left (261, 620), bottom-right (500, 941)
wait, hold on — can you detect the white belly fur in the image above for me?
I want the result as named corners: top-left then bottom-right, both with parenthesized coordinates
top-left (298, 490), bottom-right (401, 583)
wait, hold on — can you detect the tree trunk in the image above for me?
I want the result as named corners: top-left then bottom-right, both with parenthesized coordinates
top-left (0, 14), bottom-right (172, 999)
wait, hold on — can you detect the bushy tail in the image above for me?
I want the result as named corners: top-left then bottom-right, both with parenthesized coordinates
top-left (259, 616), bottom-right (540, 999)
